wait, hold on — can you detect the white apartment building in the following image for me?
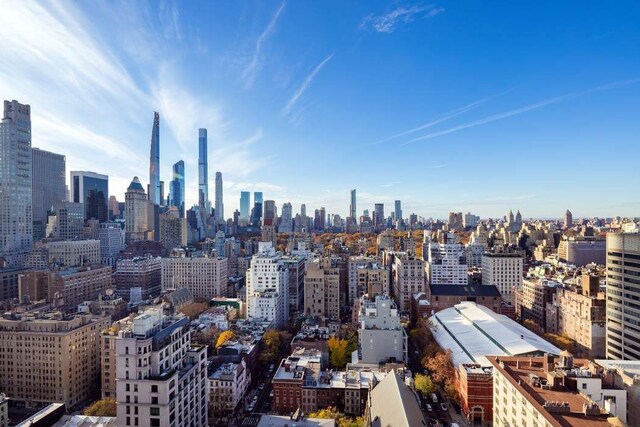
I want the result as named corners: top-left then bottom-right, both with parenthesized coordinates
top-left (246, 242), bottom-right (289, 328)
top-left (425, 233), bottom-right (468, 286)
top-left (391, 254), bottom-right (426, 312)
top-left (162, 255), bottom-right (228, 300)
top-left (47, 239), bottom-right (100, 267)
top-left (107, 306), bottom-right (208, 427)
top-left (209, 360), bottom-right (250, 414)
top-left (482, 251), bottom-right (523, 305)
top-left (358, 295), bottom-right (407, 364)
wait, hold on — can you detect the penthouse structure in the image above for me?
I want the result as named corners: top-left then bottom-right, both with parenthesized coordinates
top-left (0, 311), bottom-right (109, 410)
top-left (102, 305), bottom-right (208, 427)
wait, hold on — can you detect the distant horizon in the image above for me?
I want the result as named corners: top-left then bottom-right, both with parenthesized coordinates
top-left (3, 1), bottom-right (639, 218)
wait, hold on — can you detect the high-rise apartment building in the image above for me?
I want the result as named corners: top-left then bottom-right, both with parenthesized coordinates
top-left (214, 171), bottom-right (224, 222)
top-left (481, 250), bottom-right (523, 305)
top-left (425, 233), bottom-right (468, 286)
top-left (0, 100), bottom-right (33, 267)
top-left (53, 201), bottom-right (84, 240)
top-left (161, 255), bottom-right (228, 300)
top-left (98, 222), bottom-right (125, 267)
top-left (125, 177), bottom-right (149, 244)
top-left (31, 148), bottom-right (66, 241)
top-left (246, 242), bottom-right (289, 328)
top-left (19, 265), bottom-right (112, 312)
top-left (278, 202), bottom-right (293, 233)
top-left (280, 255), bottom-right (305, 313)
top-left (564, 209), bottom-right (573, 229)
top-left (394, 200), bottom-right (402, 221)
top-left (102, 306), bottom-right (209, 427)
top-left (350, 189), bottom-right (357, 221)
top-left (348, 256), bottom-right (377, 308)
top-left (148, 112), bottom-right (160, 205)
top-left (606, 233), bottom-right (640, 360)
top-left (358, 295), bottom-right (407, 364)
top-left (198, 128), bottom-right (209, 210)
top-left (391, 253), bottom-right (426, 312)
top-left (170, 160), bottom-right (185, 217)
top-left (0, 311), bottom-right (109, 410)
top-left (239, 192), bottom-right (250, 224)
top-left (159, 207), bottom-right (187, 251)
top-left (304, 258), bottom-right (341, 320)
top-left (373, 203), bottom-right (384, 230)
top-left (114, 256), bottom-right (162, 301)
top-left (263, 200), bottom-right (276, 225)
top-left (70, 171), bottom-right (109, 222)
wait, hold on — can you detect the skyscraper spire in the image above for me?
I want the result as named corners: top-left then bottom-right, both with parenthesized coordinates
top-left (149, 112), bottom-right (160, 205)
top-left (198, 128), bottom-right (209, 211)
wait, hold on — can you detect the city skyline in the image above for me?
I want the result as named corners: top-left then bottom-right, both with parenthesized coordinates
top-left (1, 2), bottom-right (639, 218)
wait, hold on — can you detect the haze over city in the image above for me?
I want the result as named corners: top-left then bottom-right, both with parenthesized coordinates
top-left (1, 0), bottom-right (639, 218)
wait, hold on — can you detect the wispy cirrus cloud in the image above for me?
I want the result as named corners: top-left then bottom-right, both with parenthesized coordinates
top-left (241, 1), bottom-right (286, 90)
top-left (401, 78), bottom-right (640, 145)
top-left (373, 91), bottom-right (510, 145)
top-left (361, 4), bottom-right (444, 33)
top-left (282, 54), bottom-right (334, 117)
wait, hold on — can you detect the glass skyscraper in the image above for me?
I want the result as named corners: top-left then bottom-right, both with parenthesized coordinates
top-left (198, 128), bottom-right (209, 210)
top-left (32, 147), bottom-right (66, 241)
top-left (240, 191), bottom-right (250, 223)
top-left (252, 191), bottom-right (263, 225)
top-left (171, 160), bottom-right (185, 218)
top-left (0, 100), bottom-right (33, 267)
top-left (70, 171), bottom-right (109, 222)
top-left (215, 171), bottom-right (224, 221)
top-left (148, 112), bottom-right (160, 205)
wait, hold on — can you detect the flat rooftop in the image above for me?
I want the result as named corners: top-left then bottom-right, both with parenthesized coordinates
top-left (489, 356), bottom-right (612, 427)
top-left (430, 302), bottom-right (560, 367)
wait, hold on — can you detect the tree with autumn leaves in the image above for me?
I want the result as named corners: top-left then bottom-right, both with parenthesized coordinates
top-left (83, 398), bottom-right (116, 417)
top-left (307, 406), bottom-right (364, 427)
top-left (215, 330), bottom-right (236, 349)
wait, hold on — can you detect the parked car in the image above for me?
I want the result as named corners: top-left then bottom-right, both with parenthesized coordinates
top-left (258, 384), bottom-right (265, 390)
top-left (440, 403), bottom-right (447, 411)
top-left (425, 403), bottom-right (433, 412)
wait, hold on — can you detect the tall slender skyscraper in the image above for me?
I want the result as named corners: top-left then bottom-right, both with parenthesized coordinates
top-left (350, 189), bottom-right (357, 221)
top-left (171, 160), bottom-right (185, 218)
top-left (149, 112), bottom-right (160, 205)
top-left (0, 100), bottom-right (33, 267)
top-left (198, 128), bottom-right (209, 210)
top-left (32, 148), bottom-right (66, 241)
top-left (215, 171), bottom-right (224, 221)
top-left (240, 191), bottom-right (250, 223)
top-left (394, 200), bottom-right (402, 221)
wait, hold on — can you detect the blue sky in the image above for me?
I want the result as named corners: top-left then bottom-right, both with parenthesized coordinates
top-left (1, 1), bottom-right (639, 219)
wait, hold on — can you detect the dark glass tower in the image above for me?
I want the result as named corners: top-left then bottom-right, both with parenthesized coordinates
top-left (171, 160), bottom-right (185, 217)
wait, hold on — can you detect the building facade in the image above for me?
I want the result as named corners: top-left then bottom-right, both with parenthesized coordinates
top-left (70, 170), bottom-right (109, 222)
top-left (481, 251), bottom-right (523, 305)
top-left (606, 233), bottom-right (640, 360)
top-left (304, 258), bottom-right (341, 321)
top-left (246, 243), bottom-right (289, 328)
top-left (0, 312), bottom-right (109, 410)
top-left (114, 256), bottom-right (162, 301)
top-left (161, 255), bottom-right (228, 301)
top-left (31, 148), bottom-right (66, 241)
top-left (358, 295), bottom-right (407, 364)
top-left (0, 100), bottom-right (33, 267)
